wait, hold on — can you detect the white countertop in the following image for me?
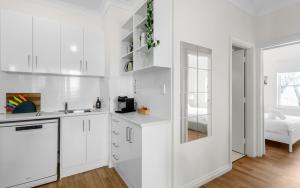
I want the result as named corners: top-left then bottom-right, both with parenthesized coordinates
top-left (0, 109), bottom-right (109, 124)
top-left (112, 112), bottom-right (170, 127)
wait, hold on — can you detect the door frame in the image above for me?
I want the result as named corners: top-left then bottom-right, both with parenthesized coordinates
top-left (257, 34), bottom-right (300, 156)
top-left (229, 37), bottom-right (256, 165)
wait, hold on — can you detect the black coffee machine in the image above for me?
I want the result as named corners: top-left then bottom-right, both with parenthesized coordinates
top-left (115, 96), bottom-right (136, 113)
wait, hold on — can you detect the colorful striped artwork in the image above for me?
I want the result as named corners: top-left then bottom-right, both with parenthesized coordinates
top-left (4, 93), bottom-right (40, 113)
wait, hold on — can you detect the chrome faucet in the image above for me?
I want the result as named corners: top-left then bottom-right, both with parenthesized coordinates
top-left (64, 102), bottom-right (68, 114)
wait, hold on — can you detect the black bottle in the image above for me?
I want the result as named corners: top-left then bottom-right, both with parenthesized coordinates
top-left (96, 97), bottom-right (101, 109)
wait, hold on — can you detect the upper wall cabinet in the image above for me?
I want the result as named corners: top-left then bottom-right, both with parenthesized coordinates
top-left (33, 17), bottom-right (61, 74)
top-left (0, 10), bottom-right (105, 77)
top-left (84, 28), bottom-right (105, 77)
top-left (61, 25), bottom-right (84, 75)
top-left (1, 10), bottom-right (33, 72)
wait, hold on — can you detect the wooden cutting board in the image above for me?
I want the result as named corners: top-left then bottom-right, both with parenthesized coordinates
top-left (6, 93), bottom-right (41, 113)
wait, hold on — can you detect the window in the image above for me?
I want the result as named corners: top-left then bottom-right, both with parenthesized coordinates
top-left (277, 72), bottom-right (300, 108)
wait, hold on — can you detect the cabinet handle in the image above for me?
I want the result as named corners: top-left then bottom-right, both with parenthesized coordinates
top-left (112, 143), bottom-right (119, 148)
top-left (112, 154), bottom-right (119, 161)
top-left (36, 56), bottom-right (38, 69)
top-left (126, 127), bottom-right (130, 142)
top-left (112, 130), bottom-right (119, 136)
top-left (88, 120), bottom-right (91, 131)
top-left (83, 120), bottom-right (85, 132)
top-left (85, 61), bottom-right (88, 72)
top-left (28, 55), bottom-right (31, 69)
top-left (80, 60), bottom-right (83, 72)
top-left (129, 128), bottom-right (133, 143)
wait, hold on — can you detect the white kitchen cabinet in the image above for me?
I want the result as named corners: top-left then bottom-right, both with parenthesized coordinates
top-left (61, 116), bottom-right (86, 169)
top-left (84, 28), bottom-right (105, 76)
top-left (1, 10), bottom-right (33, 72)
top-left (61, 114), bottom-right (109, 178)
top-left (1, 9), bottom-right (105, 77)
top-left (33, 17), bottom-right (61, 74)
top-left (61, 24), bottom-right (84, 75)
top-left (87, 114), bottom-right (108, 163)
top-left (111, 115), bottom-right (170, 188)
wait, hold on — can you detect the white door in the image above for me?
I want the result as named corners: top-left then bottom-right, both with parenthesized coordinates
top-left (33, 17), bottom-right (61, 74)
top-left (84, 28), bottom-right (105, 76)
top-left (1, 10), bottom-right (33, 72)
top-left (232, 49), bottom-right (245, 154)
top-left (86, 114), bottom-right (108, 164)
top-left (61, 116), bottom-right (86, 168)
top-left (61, 24), bottom-right (84, 75)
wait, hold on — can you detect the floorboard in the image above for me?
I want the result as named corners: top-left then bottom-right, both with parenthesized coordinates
top-left (37, 141), bottom-right (300, 188)
top-left (202, 140), bottom-right (300, 188)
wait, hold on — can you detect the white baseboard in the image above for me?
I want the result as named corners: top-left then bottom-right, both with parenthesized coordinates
top-left (182, 164), bottom-right (232, 188)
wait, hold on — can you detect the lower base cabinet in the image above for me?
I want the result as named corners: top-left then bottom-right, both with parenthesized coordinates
top-left (111, 115), bottom-right (171, 188)
top-left (60, 113), bottom-right (109, 178)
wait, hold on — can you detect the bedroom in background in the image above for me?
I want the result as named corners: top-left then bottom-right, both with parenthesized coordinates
top-left (263, 42), bottom-right (300, 153)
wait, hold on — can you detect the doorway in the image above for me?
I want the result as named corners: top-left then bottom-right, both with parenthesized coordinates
top-left (261, 42), bottom-right (300, 154)
top-left (231, 46), bottom-right (246, 162)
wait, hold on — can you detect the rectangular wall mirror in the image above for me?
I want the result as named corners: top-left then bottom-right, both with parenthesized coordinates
top-left (180, 41), bottom-right (212, 144)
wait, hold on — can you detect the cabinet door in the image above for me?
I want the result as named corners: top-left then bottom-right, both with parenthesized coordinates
top-left (84, 28), bottom-right (105, 76)
top-left (61, 116), bottom-right (86, 169)
top-left (115, 121), bottom-right (142, 188)
top-left (86, 114), bottom-right (108, 164)
top-left (33, 17), bottom-right (61, 74)
top-left (153, 0), bottom-right (172, 68)
top-left (61, 24), bottom-right (84, 75)
top-left (1, 10), bottom-right (33, 72)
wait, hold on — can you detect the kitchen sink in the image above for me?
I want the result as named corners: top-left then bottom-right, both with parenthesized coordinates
top-left (59, 109), bottom-right (92, 114)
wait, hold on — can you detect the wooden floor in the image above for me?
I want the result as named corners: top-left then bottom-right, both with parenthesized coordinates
top-left (37, 168), bottom-right (127, 188)
top-left (188, 129), bottom-right (207, 142)
top-left (38, 141), bottom-right (300, 188)
top-left (202, 140), bottom-right (300, 188)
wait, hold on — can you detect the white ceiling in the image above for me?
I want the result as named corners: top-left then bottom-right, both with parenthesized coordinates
top-left (56, 0), bottom-right (300, 16)
top-left (57, 0), bottom-right (138, 11)
top-left (58, 0), bottom-right (103, 10)
top-left (227, 0), bottom-right (300, 16)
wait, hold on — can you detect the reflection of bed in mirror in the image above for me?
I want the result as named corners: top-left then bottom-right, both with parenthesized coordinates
top-left (188, 105), bottom-right (208, 134)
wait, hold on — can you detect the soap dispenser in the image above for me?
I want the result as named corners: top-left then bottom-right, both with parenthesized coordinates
top-left (96, 97), bottom-right (101, 109)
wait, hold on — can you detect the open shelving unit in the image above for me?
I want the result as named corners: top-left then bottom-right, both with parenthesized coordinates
top-left (121, 16), bottom-right (134, 73)
top-left (120, 0), bottom-right (171, 74)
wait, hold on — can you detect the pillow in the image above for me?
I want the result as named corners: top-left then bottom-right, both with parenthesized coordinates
top-left (265, 113), bottom-right (276, 120)
top-left (272, 110), bottom-right (287, 120)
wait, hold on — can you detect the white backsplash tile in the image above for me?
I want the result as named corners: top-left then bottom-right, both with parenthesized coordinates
top-left (0, 71), bottom-right (104, 113)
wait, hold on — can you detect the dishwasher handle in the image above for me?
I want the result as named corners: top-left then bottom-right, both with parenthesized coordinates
top-left (15, 125), bottom-right (43, 132)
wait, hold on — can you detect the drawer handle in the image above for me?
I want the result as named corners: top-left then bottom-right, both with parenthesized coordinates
top-left (112, 131), bottom-right (119, 136)
top-left (112, 143), bottom-right (119, 148)
top-left (16, 125), bottom-right (43, 131)
top-left (112, 154), bottom-right (119, 161)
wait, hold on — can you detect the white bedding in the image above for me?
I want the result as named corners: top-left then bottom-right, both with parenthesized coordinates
top-left (265, 115), bottom-right (300, 136)
top-left (188, 108), bottom-right (208, 123)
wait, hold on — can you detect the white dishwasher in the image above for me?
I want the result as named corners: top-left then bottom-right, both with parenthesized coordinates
top-left (0, 119), bottom-right (58, 188)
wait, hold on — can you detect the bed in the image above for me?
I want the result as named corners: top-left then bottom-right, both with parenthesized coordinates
top-left (187, 105), bottom-right (208, 133)
top-left (265, 113), bottom-right (300, 152)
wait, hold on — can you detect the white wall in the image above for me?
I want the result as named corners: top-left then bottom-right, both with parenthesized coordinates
top-left (264, 43), bottom-right (300, 116)
top-left (173, 0), bottom-right (255, 187)
top-left (256, 2), bottom-right (300, 46)
top-left (0, 0), bottom-right (106, 113)
top-left (103, 5), bottom-right (134, 112)
top-left (134, 69), bottom-right (171, 118)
